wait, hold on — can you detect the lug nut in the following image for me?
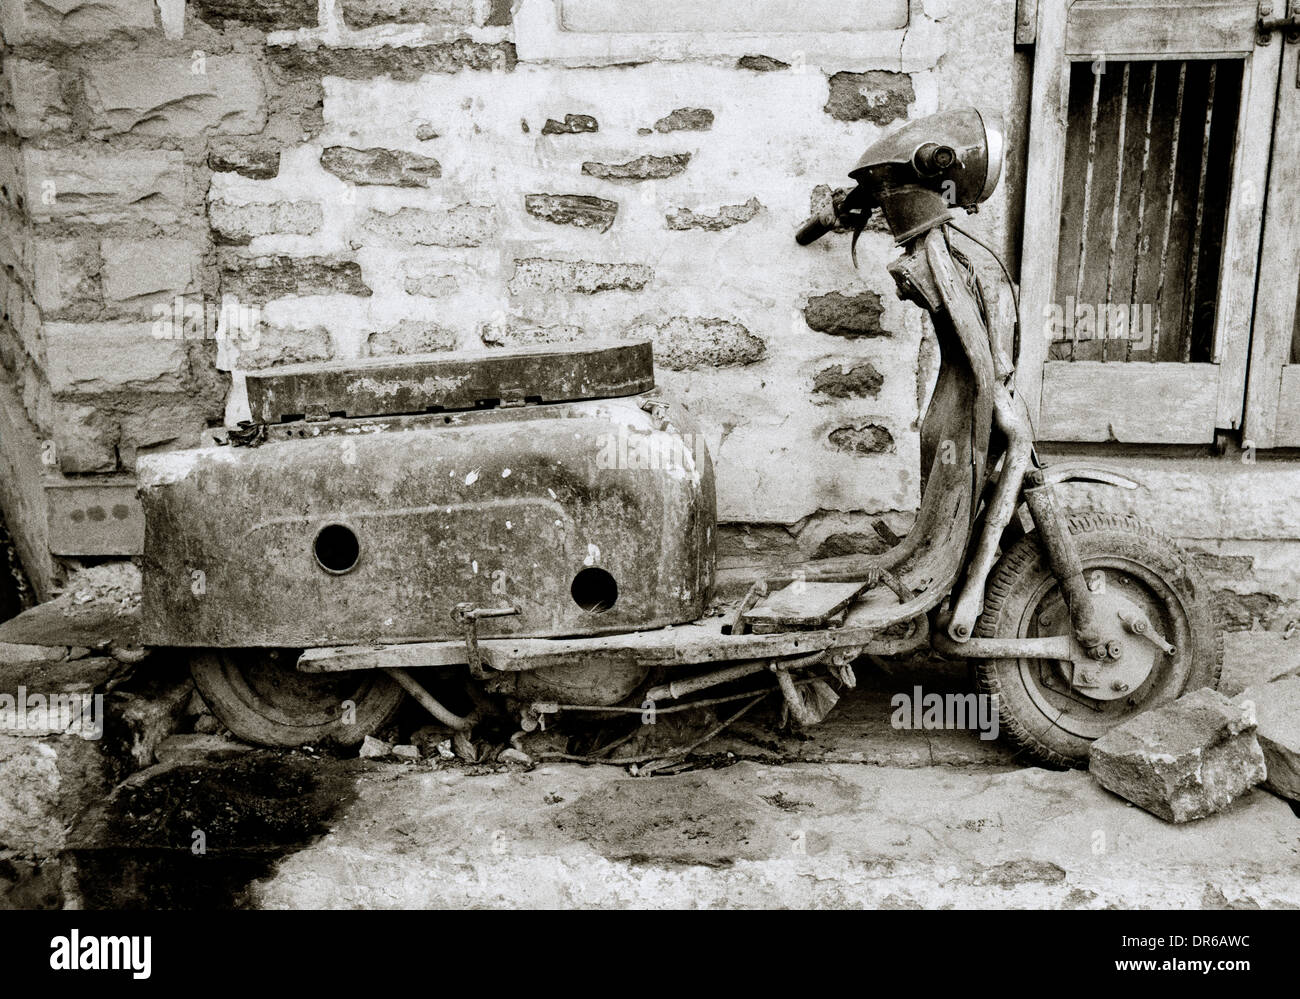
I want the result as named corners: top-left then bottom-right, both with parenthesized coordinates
top-left (1106, 640), bottom-right (1123, 659)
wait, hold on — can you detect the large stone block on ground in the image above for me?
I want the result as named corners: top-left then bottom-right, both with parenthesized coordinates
top-left (0, 735), bottom-right (109, 856)
top-left (1219, 630), bottom-right (1300, 697)
top-left (1089, 687), bottom-right (1266, 823)
top-left (1234, 676), bottom-right (1300, 801)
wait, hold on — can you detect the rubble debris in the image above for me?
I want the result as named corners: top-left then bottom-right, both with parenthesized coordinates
top-left (0, 564), bottom-right (142, 648)
top-left (392, 744), bottom-right (420, 760)
top-left (1234, 676), bottom-right (1300, 801)
top-left (358, 735), bottom-right (392, 759)
top-left (116, 676), bottom-right (195, 768)
top-left (1088, 687), bottom-right (1267, 822)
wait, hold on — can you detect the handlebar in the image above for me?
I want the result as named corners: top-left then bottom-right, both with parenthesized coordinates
top-left (795, 215), bottom-right (835, 245)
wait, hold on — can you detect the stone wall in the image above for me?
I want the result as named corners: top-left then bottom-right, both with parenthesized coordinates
top-left (0, 0), bottom-right (1021, 569)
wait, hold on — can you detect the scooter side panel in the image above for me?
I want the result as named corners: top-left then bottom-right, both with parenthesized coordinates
top-left (137, 396), bottom-right (714, 647)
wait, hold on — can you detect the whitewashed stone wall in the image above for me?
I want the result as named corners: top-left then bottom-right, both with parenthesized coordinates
top-left (0, 0), bottom-right (1020, 559)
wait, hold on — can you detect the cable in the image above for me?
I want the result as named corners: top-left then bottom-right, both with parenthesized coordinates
top-left (950, 222), bottom-right (1022, 371)
top-left (949, 223), bottom-right (1020, 316)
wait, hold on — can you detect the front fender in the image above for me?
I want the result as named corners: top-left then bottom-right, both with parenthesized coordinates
top-left (1040, 461), bottom-right (1141, 491)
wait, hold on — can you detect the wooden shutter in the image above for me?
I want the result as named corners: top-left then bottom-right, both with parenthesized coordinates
top-left (1243, 32), bottom-right (1300, 447)
top-left (1018, 0), bottom-right (1280, 443)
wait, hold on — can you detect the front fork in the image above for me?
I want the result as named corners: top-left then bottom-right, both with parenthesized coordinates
top-left (917, 229), bottom-right (1105, 658)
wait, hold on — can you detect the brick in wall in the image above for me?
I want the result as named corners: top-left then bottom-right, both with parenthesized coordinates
top-left (0, 0), bottom-right (157, 47)
top-left (362, 205), bottom-right (493, 246)
top-left (209, 200), bottom-right (323, 245)
top-left (44, 322), bottom-right (187, 395)
top-left (83, 55), bottom-right (268, 138)
top-left (1, 60), bottom-right (70, 139)
top-left (22, 148), bottom-right (186, 226)
top-left (508, 258), bottom-right (651, 295)
top-left (338, 0), bottom-right (477, 30)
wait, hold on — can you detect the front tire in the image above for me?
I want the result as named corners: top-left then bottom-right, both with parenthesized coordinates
top-left (191, 649), bottom-right (405, 748)
top-left (974, 511), bottom-right (1222, 768)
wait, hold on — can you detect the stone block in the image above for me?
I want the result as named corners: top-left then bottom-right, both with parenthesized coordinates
top-left (541, 114), bottom-right (597, 134)
top-left (401, 265), bottom-right (458, 298)
top-left (1234, 677), bottom-right (1300, 801)
top-left (508, 258), bottom-right (651, 295)
top-left (824, 70), bottom-right (915, 124)
top-left (1089, 688), bottom-right (1267, 823)
top-left (191, 0), bottom-right (317, 30)
top-left (623, 317), bottom-right (764, 370)
top-left (665, 197), bottom-right (760, 231)
top-left (524, 194), bottom-right (617, 232)
top-left (582, 154), bottom-right (690, 182)
top-left (0, 0), bottom-right (157, 46)
top-left (268, 41), bottom-right (516, 80)
top-left (44, 322), bottom-right (186, 395)
top-left (209, 200), bottom-right (322, 245)
top-left (31, 238), bottom-right (101, 319)
top-left (321, 146), bottom-right (441, 187)
top-left (219, 254), bottom-right (372, 302)
top-left (366, 321), bottom-right (457, 356)
top-left (84, 55), bottom-right (267, 137)
top-left (362, 205), bottom-right (492, 246)
top-left (99, 238), bottom-right (198, 306)
top-left (804, 291), bottom-right (889, 338)
top-left (23, 148), bottom-right (185, 225)
top-left (812, 362), bottom-right (884, 400)
top-left (208, 145), bottom-right (281, 180)
top-left (652, 107), bottom-right (713, 132)
top-left (1, 60), bottom-right (70, 138)
top-left (828, 424), bottom-right (895, 455)
top-left (339, 0), bottom-right (476, 30)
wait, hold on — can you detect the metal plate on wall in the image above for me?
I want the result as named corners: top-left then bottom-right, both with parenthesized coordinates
top-left (244, 341), bottom-right (655, 425)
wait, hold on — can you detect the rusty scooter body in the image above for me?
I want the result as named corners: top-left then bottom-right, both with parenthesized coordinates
top-left (136, 108), bottom-right (1219, 766)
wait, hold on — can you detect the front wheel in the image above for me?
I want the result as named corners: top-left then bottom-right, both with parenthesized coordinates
top-left (974, 511), bottom-right (1222, 768)
top-left (191, 650), bottom-right (405, 748)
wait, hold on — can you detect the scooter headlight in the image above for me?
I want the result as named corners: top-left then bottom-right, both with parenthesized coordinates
top-left (974, 108), bottom-right (1005, 205)
top-left (849, 106), bottom-right (1006, 209)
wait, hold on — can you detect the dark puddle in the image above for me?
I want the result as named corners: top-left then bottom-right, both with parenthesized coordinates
top-left (67, 751), bottom-right (364, 909)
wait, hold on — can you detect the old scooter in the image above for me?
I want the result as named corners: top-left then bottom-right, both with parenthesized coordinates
top-left (134, 107), bottom-right (1219, 767)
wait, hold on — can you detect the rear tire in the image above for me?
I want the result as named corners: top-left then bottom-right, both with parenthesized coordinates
top-left (191, 649), bottom-right (404, 748)
top-left (974, 511), bottom-right (1222, 768)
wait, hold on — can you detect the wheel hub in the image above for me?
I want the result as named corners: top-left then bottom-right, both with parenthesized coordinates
top-left (1039, 588), bottom-right (1165, 701)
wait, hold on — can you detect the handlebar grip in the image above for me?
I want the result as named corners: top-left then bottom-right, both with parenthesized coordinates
top-left (795, 216), bottom-right (834, 246)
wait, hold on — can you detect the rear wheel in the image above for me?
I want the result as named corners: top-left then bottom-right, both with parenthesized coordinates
top-left (191, 649), bottom-right (404, 748)
top-left (974, 511), bottom-right (1222, 768)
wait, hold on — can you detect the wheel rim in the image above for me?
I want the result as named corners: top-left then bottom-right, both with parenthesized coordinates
top-left (214, 650), bottom-right (390, 730)
top-left (1011, 555), bottom-right (1194, 742)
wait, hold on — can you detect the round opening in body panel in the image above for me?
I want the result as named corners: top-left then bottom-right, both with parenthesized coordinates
top-left (314, 524), bottom-right (360, 574)
top-left (571, 567), bottom-right (618, 612)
